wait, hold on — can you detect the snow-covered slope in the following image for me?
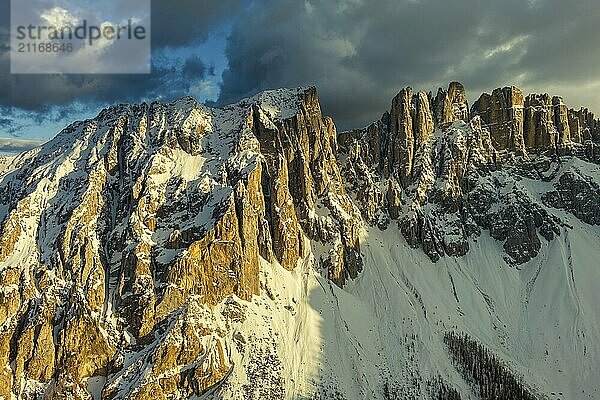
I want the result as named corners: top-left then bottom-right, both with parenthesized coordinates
top-left (0, 84), bottom-right (599, 400)
top-left (222, 147), bottom-right (600, 400)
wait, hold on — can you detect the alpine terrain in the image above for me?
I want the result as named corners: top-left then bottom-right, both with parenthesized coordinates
top-left (0, 83), bottom-right (599, 399)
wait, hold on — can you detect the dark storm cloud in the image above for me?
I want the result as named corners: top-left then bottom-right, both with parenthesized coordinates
top-left (515, 1), bottom-right (600, 86)
top-left (0, 0), bottom-right (241, 113)
top-left (0, 58), bottom-right (213, 110)
top-left (3, 0), bottom-right (600, 135)
top-left (151, 0), bottom-right (245, 48)
top-left (0, 102), bottom-right (92, 139)
top-left (183, 56), bottom-right (215, 79)
top-left (219, 0), bottom-right (600, 130)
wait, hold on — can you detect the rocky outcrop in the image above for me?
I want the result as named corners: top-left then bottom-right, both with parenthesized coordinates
top-left (466, 172), bottom-right (561, 264)
top-left (543, 167), bottom-right (600, 226)
top-left (482, 91), bottom-right (600, 156)
top-left (520, 94), bottom-right (576, 152)
top-left (339, 82), bottom-right (504, 262)
top-left (471, 86), bottom-right (525, 153)
top-left (395, 117), bottom-right (498, 261)
top-left (432, 82), bottom-right (470, 125)
top-left (568, 112), bottom-right (582, 144)
top-left (250, 88), bottom-right (363, 286)
top-left (569, 107), bottom-right (600, 143)
top-left (523, 93), bottom-right (558, 150)
top-left (553, 96), bottom-right (571, 149)
top-left (340, 83), bottom-right (600, 264)
top-left (103, 300), bottom-right (231, 400)
top-left (340, 83), bottom-right (469, 189)
top-left (389, 87), bottom-right (417, 182)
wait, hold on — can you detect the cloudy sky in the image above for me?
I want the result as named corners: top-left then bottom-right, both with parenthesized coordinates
top-left (1, 0), bottom-right (600, 152)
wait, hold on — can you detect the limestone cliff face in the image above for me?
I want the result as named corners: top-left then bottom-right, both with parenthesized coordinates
top-left (568, 107), bottom-right (600, 163)
top-left (0, 88), bottom-right (361, 399)
top-left (250, 88), bottom-right (363, 285)
top-left (433, 81), bottom-right (470, 125)
top-left (571, 107), bottom-right (600, 141)
top-left (523, 93), bottom-right (558, 150)
top-left (471, 86), bottom-right (525, 153)
top-left (340, 82), bottom-right (496, 262)
top-left (520, 94), bottom-right (576, 152)
top-left (472, 89), bottom-right (600, 157)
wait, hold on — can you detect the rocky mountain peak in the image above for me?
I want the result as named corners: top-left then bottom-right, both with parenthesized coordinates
top-left (0, 86), bottom-right (364, 399)
top-left (340, 82), bottom-right (600, 264)
top-left (341, 82), bottom-right (472, 189)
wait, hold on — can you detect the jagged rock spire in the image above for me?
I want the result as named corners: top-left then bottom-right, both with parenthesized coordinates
top-left (433, 81), bottom-right (470, 125)
top-left (360, 82), bottom-right (472, 186)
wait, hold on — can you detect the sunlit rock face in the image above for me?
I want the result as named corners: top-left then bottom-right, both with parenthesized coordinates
top-left (1, 83), bottom-right (599, 399)
top-left (0, 87), bottom-right (363, 399)
top-left (471, 86), bottom-right (525, 153)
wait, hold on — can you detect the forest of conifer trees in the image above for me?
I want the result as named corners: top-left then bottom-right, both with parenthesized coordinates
top-left (443, 331), bottom-right (539, 400)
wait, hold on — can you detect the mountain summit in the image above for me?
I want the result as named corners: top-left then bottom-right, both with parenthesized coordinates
top-left (0, 84), bottom-right (599, 399)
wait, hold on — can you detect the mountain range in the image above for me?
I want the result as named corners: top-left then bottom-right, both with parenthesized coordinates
top-left (0, 83), bottom-right (599, 399)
